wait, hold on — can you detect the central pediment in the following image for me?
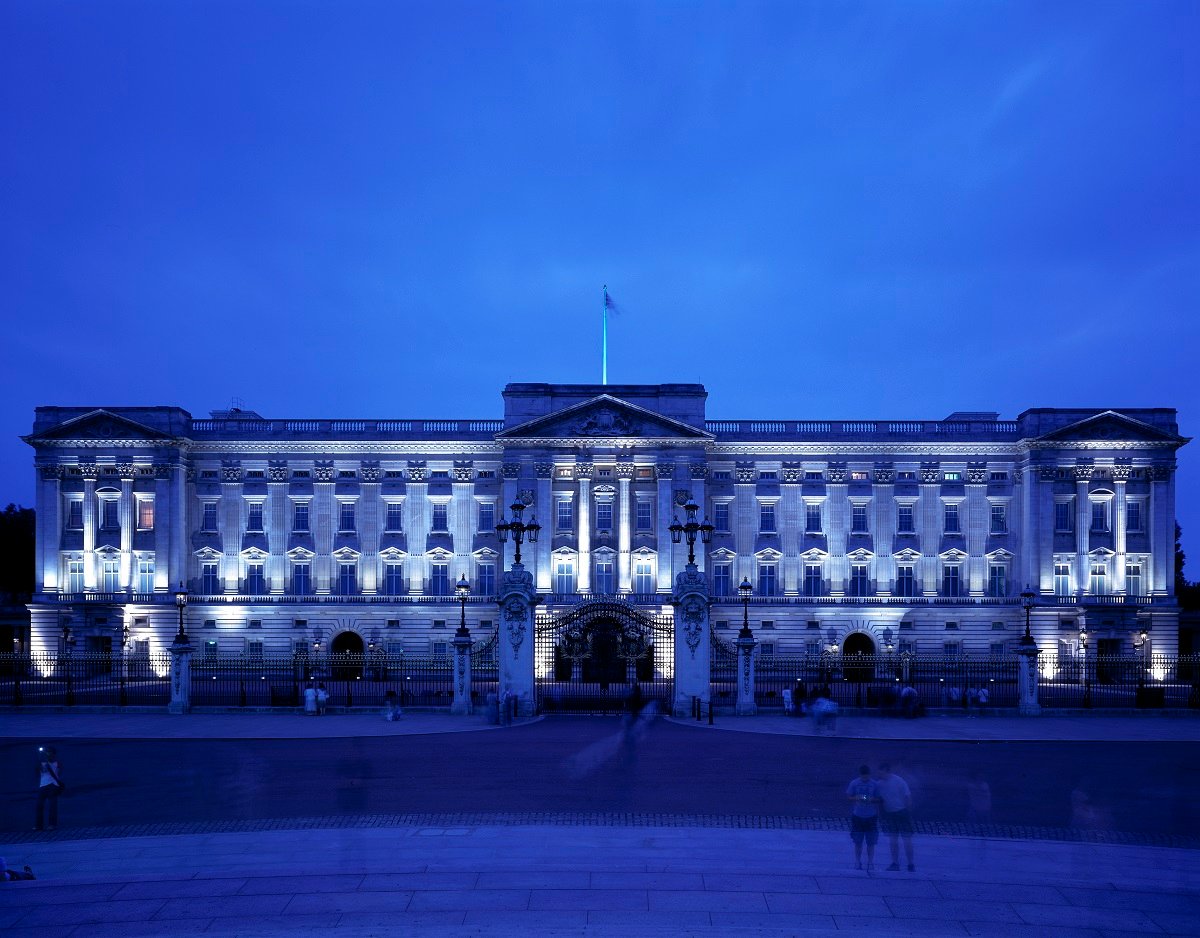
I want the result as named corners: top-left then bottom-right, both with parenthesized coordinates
top-left (1032, 411), bottom-right (1184, 445)
top-left (25, 409), bottom-right (180, 444)
top-left (495, 394), bottom-right (713, 444)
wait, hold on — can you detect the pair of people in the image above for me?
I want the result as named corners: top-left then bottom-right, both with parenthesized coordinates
top-left (845, 762), bottom-right (915, 872)
top-left (303, 683), bottom-right (330, 716)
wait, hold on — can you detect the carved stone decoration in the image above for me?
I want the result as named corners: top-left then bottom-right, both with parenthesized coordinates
top-left (501, 462), bottom-right (521, 480)
top-left (1073, 463), bottom-right (1095, 482)
top-left (827, 463), bottom-right (847, 483)
top-left (782, 463), bottom-right (803, 483)
top-left (920, 463), bottom-right (940, 484)
top-left (1111, 460), bottom-right (1134, 482)
top-left (314, 461), bottom-right (336, 483)
top-left (967, 462), bottom-right (987, 485)
top-left (571, 407), bottom-right (633, 436)
top-left (735, 462), bottom-right (756, 483)
top-left (689, 463), bottom-right (709, 480)
top-left (674, 565), bottom-right (707, 596)
top-left (38, 464), bottom-right (61, 481)
top-left (268, 461), bottom-right (289, 482)
top-left (655, 464), bottom-right (675, 481)
top-left (1149, 465), bottom-right (1173, 481)
top-left (116, 463), bottom-right (135, 480)
top-left (80, 464), bottom-right (99, 480)
top-left (406, 461), bottom-right (427, 483)
top-left (221, 461), bottom-right (243, 483)
top-left (186, 467), bottom-right (196, 482)
top-left (614, 461), bottom-right (636, 480)
top-left (452, 461), bottom-right (474, 482)
top-left (874, 463), bottom-right (894, 484)
top-left (674, 489), bottom-right (692, 507)
top-left (517, 489), bottom-right (535, 507)
top-left (681, 595), bottom-right (706, 658)
top-left (534, 463), bottom-right (554, 480)
top-left (1039, 466), bottom-right (1058, 481)
top-left (154, 463), bottom-right (175, 480)
top-left (575, 462), bottom-right (594, 480)
top-left (360, 461), bottom-right (381, 482)
top-left (503, 596), bottom-right (528, 659)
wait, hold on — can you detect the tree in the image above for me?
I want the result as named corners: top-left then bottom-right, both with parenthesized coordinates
top-left (1178, 522), bottom-right (1200, 610)
top-left (0, 504), bottom-right (35, 601)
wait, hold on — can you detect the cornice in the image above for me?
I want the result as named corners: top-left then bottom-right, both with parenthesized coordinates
top-left (189, 441), bottom-right (505, 455)
top-left (1020, 440), bottom-right (1180, 452)
top-left (499, 437), bottom-right (705, 449)
top-left (709, 443), bottom-right (1023, 457)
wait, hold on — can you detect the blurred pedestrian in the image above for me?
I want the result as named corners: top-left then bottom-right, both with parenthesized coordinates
top-left (966, 769), bottom-right (992, 823)
top-left (383, 689), bottom-right (400, 721)
top-left (900, 684), bottom-right (919, 718)
top-left (876, 762), bottom-right (915, 872)
top-left (316, 683), bottom-right (329, 715)
top-left (34, 746), bottom-right (63, 831)
top-left (846, 764), bottom-right (880, 871)
top-left (303, 683), bottom-right (317, 716)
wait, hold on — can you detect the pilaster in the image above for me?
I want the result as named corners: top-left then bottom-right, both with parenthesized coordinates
top-left (616, 462), bottom-right (633, 591)
top-left (576, 461), bottom-right (592, 592)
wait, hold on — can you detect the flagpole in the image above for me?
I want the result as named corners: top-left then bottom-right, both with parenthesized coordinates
top-left (602, 285), bottom-right (608, 385)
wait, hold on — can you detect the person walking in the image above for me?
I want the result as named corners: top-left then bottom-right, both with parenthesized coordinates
top-left (34, 747), bottom-right (63, 831)
top-left (876, 762), bottom-right (915, 872)
top-left (846, 764), bottom-right (880, 871)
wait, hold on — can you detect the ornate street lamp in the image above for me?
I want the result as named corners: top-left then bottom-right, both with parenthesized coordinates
top-left (1134, 628), bottom-right (1149, 690)
top-left (455, 574), bottom-right (471, 638)
top-left (738, 576), bottom-right (754, 639)
top-left (1020, 587), bottom-right (1037, 647)
top-left (116, 619), bottom-right (130, 707)
top-left (496, 499), bottom-right (541, 566)
top-left (62, 622), bottom-right (76, 706)
top-left (1079, 624), bottom-right (1092, 708)
top-left (174, 589), bottom-right (189, 644)
top-left (669, 500), bottom-right (715, 567)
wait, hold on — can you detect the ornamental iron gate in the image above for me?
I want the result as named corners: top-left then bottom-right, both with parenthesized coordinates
top-left (535, 601), bottom-right (673, 714)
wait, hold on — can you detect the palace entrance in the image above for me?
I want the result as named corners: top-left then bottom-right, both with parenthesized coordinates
top-left (535, 601), bottom-right (673, 714)
top-left (842, 631), bottom-right (876, 683)
top-left (330, 631), bottom-right (364, 680)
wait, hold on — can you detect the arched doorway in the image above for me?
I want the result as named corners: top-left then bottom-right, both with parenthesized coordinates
top-left (331, 631), bottom-right (364, 680)
top-left (842, 632), bottom-right (876, 683)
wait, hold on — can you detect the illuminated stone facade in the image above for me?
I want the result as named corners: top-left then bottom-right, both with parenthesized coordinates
top-left (25, 383), bottom-right (1187, 661)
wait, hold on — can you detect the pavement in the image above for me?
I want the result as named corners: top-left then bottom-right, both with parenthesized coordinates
top-left (2, 710), bottom-right (1198, 937)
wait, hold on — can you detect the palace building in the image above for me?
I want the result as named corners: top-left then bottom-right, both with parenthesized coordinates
top-left (24, 383), bottom-right (1187, 668)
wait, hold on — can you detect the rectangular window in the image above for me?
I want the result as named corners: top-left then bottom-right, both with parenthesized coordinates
top-left (338, 562), bottom-right (357, 595)
top-left (293, 503), bottom-right (310, 532)
top-left (805, 503), bottom-right (822, 533)
top-left (851, 505), bottom-right (868, 533)
top-left (430, 563), bottom-right (449, 596)
top-left (384, 562), bottom-right (404, 595)
top-left (595, 560), bottom-right (615, 594)
top-left (595, 501), bottom-right (613, 531)
top-left (895, 565), bottom-right (915, 597)
top-left (202, 562), bottom-right (220, 593)
top-left (757, 563), bottom-right (777, 597)
top-left (1055, 502), bottom-right (1073, 532)
top-left (339, 502), bottom-right (356, 532)
top-left (1126, 563), bottom-right (1142, 596)
top-left (896, 471), bottom-right (916, 481)
top-left (431, 503), bottom-right (449, 532)
top-left (634, 560), bottom-right (655, 594)
top-left (202, 503), bottom-right (218, 532)
top-left (246, 502), bottom-right (264, 532)
top-left (944, 471), bottom-right (962, 482)
top-left (101, 499), bottom-right (119, 530)
top-left (385, 503), bottom-right (403, 532)
top-left (760, 503), bottom-right (776, 533)
top-left (1054, 563), bottom-right (1071, 596)
top-left (137, 557), bottom-right (154, 593)
top-left (942, 564), bottom-right (962, 597)
top-left (759, 470), bottom-right (778, 480)
top-left (555, 559), bottom-right (575, 594)
top-left (713, 502), bottom-right (730, 532)
top-left (943, 641), bottom-right (963, 656)
top-left (990, 505), bottom-right (1006, 534)
top-left (804, 564), bottom-right (823, 597)
top-left (245, 562), bottom-right (266, 595)
top-left (806, 641), bottom-right (821, 656)
top-left (636, 500), bottom-right (653, 531)
top-left (896, 505), bottom-right (914, 534)
top-left (204, 640), bottom-right (218, 660)
top-left (849, 564), bottom-right (870, 596)
top-left (1091, 500), bottom-right (1109, 533)
top-left (291, 564), bottom-right (311, 595)
top-left (478, 502), bottom-right (495, 533)
top-left (245, 639), bottom-right (263, 659)
top-left (713, 563), bottom-right (731, 597)
top-left (477, 562), bottom-right (496, 596)
top-left (990, 472), bottom-right (1008, 482)
top-left (990, 642), bottom-right (1006, 656)
top-left (1125, 501), bottom-right (1141, 533)
top-left (1089, 562), bottom-right (1107, 594)
top-left (67, 560), bottom-right (84, 593)
top-left (66, 499), bottom-right (83, 529)
top-left (804, 471), bottom-right (823, 481)
top-left (101, 559), bottom-right (120, 592)
top-left (137, 499), bottom-right (154, 531)
top-left (850, 471), bottom-right (869, 481)
top-left (943, 504), bottom-right (960, 534)
top-left (988, 564), bottom-right (1006, 598)
top-left (556, 500), bottom-right (573, 531)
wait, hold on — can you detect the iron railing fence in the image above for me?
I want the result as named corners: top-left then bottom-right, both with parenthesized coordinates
top-left (1039, 655), bottom-right (1200, 709)
top-left (0, 653), bottom-right (172, 707)
top-left (754, 655), bottom-right (1022, 711)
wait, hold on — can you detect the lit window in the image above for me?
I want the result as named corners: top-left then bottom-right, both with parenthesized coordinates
top-left (1089, 562), bottom-right (1107, 594)
top-left (990, 505), bottom-right (1006, 534)
top-left (944, 504), bottom-right (960, 534)
top-left (804, 564), bottom-right (823, 597)
top-left (555, 559), bottom-right (574, 594)
top-left (67, 560), bottom-right (84, 593)
top-left (1054, 563), bottom-right (1071, 596)
top-left (1055, 502), bottom-right (1073, 532)
top-left (137, 499), bottom-right (154, 531)
top-left (385, 562), bottom-right (404, 594)
top-left (944, 471), bottom-right (962, 482)
top-left (713, 503), bottom-right (730, 532)
top-left (850, 471), bottom-right (869, 482)
top-left (987, 564), bottom-right (1006, 597)
top-left (634, 560), bottom-right (655, 594)
top-left (896, 505), bottom-right (914, 534)
top-left (760, 503), bottom-right (776, 533)
top-left (137, 557), bottom-right (154, 593)
top-left (385, 503), bottom-right (403, 532)
top-left (101, 559), bottom-right (120, 592)
top-left (594, 560), bottom-right (614, 594)
top-left (431, 503), bottom-right (448, 532)
top-left (293, 503), bottom-right (310, 532)
top-left (1125, 563), bottom-right (1142, 596)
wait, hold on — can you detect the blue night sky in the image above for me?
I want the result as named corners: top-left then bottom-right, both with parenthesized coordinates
top-left (2, 2), bottom-right (1198, 555)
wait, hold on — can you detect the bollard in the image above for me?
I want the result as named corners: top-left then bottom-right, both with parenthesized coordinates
top-left (693, 696), bottom-right (700, 720)
top-left (708, 700), bottom-right (714, 725)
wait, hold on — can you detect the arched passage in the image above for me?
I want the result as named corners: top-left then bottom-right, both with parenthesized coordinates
top-left (331, 631), bottom-right (364, 680)
top-left (842, 632), bottom-right (876, 683)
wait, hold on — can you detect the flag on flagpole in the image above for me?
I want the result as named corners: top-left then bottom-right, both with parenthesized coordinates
top-left (604, 288), bottom-right (620, 315)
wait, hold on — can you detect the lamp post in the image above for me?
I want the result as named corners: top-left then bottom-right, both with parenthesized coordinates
top-left (455, 574), bottom-right (471, 638)
top-left (738, 576), bottom-right (753, 639)
top-left (116, 619), bottom-right (130, 707)
top-left (1020, 588), bottom-right (1037, 647)
top-left (495, 500), bottom-right (541, 566)
top-left (735, 576), bottom-right (757, 715)
top-left (174, 589), bottom-right (189, 644)
top-left (669, 500), bottom-right (715, 567)
top-left (1079, 625), bottom-right (1092, 708)
top-left (61, 623), bottom-right (75, 707)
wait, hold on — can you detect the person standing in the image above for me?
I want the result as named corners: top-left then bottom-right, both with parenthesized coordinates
top-left (316, 683), bottom-right (329, 716)
top-left (846, 764), bottom-right (880, 871)
top-left (34, 747), bottom-right (63, 831)
top-left (876, 762), bottom-right (915, 872)
top-left (303, 683), bottom-right (317, 716)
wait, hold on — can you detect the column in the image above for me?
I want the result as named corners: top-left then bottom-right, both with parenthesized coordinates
top-left (82, 467), bottom-right (97, 590)
top-left (154, 465), bottom-right (174, 592)
top-left (656, 463), bottom-right (675, 591)
top-left (451, 464), bottom-right (474, 591)
top-left (1074, 468), bottom-right (1091, 596)
top-left (119, 467), bottom-right (135, 591)
top-left (267, 461), bottom-right (289, 593)
top-left (616, 462), bottom-right (634, 591)
top-left (534, 462), bottom-right (553, 592)
top-left (1149, 465), bottom-right (1173, 595)
top-left (1112, 464), bottom-right (1130, 593)
top-left (171, 460), bottom-right (188, 593)
top-left (35, 465), bottom-right (61, 593)
top-left (689, 463), bottom-right (708, 575)
top-left (576, 461), bottom-right (592, 592)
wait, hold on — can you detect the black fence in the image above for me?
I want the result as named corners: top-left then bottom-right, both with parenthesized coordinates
top-left (1039, 655), bottom-right (1200, 710)
top-left (0, 653), bottom-right (172, 707)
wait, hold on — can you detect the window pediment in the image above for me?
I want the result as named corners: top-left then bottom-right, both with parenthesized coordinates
top-left (378, 547), bottom-right (407, 561)
top-left (194, 546), bottom-right (223, 561)
top-left (847, 548), bottom-right (874, 562)
top-left (332, 546), bottom-right (362, 561)
top-left (939, 548), bottom-right (968, 561)
top-left (755, 547), bottom-right (784, 560)
top-left (240, 546), bottom-right (269, 560)
top-left (425, 547), bottom-right (453, 559)
top-left (286, 546), bottom-right (315, 561)
top-left (710, 547), bottom-right (738, 561)
top-left (892, 548), bottom-right (922, 562)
